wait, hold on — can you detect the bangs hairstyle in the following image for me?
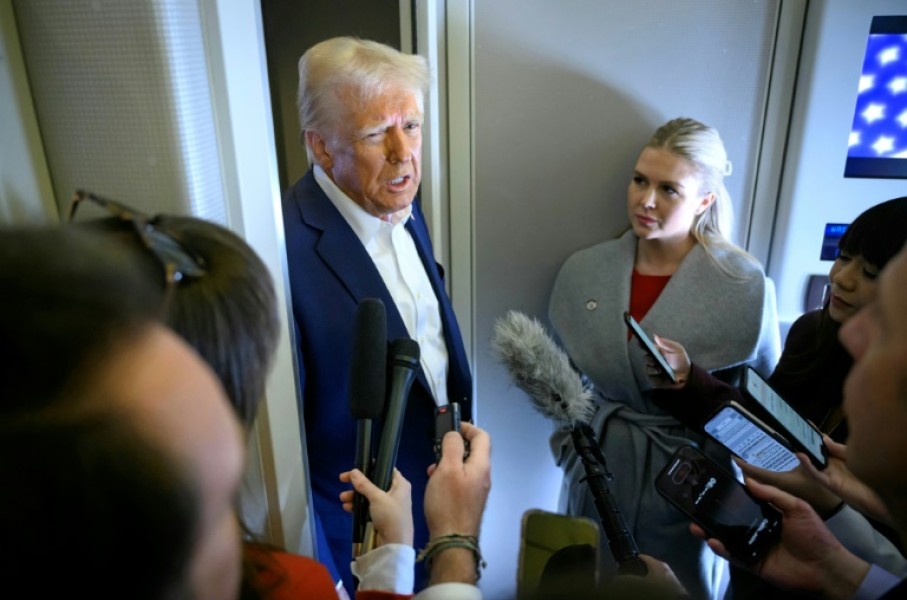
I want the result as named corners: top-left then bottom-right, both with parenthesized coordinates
top-left (297, 36), bottom-right (430, 146)
top-left (838, 196), bottom-right (907, 270)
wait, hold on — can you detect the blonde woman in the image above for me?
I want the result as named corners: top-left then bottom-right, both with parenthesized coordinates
top-left (548, 117), bottom-right (780, 600)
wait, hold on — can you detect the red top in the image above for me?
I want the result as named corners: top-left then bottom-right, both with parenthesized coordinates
top-left (243, 544), bottom-right (412, 600)
top-left (628, 270), bottom-right (671, 338)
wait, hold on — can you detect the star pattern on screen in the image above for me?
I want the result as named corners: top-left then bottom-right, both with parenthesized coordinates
top-left (848, 34), bottom-right (907, 159)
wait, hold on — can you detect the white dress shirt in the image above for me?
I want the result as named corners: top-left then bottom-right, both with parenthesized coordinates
top-left (314, 165), bottom-right (449, 407)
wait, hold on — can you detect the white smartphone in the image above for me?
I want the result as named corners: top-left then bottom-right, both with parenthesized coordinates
top-left (623, 312), bottom-right (677, 383)
top-left (743, 367), bottom-right (828, 469)
top-left (703, 401), bottom-right (800, 472)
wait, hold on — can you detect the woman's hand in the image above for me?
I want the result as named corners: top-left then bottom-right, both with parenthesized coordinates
top-left (339, 468), bottom-right (413, 547)
top-left (647, 334), bottom-right (691, 387)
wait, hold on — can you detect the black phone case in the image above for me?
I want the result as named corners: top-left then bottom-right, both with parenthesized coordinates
top-left (433, 402), bottom-right (468, 461)
top-left (655, 445), bottom-right (782, 565)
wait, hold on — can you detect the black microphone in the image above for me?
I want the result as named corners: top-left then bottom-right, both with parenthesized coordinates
top-left (371, 337), bottom-right (421, 492)
top-left (491, 310), bottom-right (647, 576)
top-left (361, 337), bottom-right (420, 553)
top-left (348, 298), bottom-right (387, 558)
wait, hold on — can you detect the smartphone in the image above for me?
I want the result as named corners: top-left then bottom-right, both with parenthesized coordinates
top-left (742, 367), bottom-right (828, 469)
top-left (703, 402), bottom-right (800, 472)
top-left (655, 445), bottom-right (782, 565)
top-left (623, 312), bottom-right (677, 383)
top-left (517, 509), bottom-right (600, 600)
top-left (433, 402), bottom-right (468, 461)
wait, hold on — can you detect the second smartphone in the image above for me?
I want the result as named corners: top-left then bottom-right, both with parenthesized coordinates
top-left (703, 401), bottom-right (800, 472)
top-left (655, 445), bottom-right (782, 565)
top-left (742, 367), bottom-right (828, 469)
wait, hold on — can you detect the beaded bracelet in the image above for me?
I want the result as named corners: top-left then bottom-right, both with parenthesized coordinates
top-left (416, 533), bottom-right (487, 581)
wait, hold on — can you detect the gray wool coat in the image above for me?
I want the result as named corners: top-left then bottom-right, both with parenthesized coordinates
top-left (548, 229), bottom-right (781, 600)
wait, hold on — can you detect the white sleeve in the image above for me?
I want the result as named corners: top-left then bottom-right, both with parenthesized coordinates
top-left (827, 505), bottom-right (907, 577)
top-left (351, 544), bottom-right (415, 594)
top-left (414, 583), bottom-right (482, 600)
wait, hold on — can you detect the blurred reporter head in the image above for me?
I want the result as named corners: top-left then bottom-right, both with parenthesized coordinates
top-left (0, 227), bottom-right (245, 600)
top-left (840, 239), bottom-right (907, 535)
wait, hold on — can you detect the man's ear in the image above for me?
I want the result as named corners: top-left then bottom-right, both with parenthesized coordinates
top-left (305, 130), bottom-right (332, 170)
top-left (695, 192), bottom-right (716, 216)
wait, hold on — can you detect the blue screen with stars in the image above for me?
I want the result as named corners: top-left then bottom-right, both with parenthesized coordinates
top-left (844, 16), bottom-right (907, 179)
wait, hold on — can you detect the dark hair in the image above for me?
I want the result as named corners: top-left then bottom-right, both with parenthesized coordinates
top-left (838, 196), bottom-right (907, 270)
top-left (772, 197), bottom-right (907, 435)
top-left (0, 227), bottom-right (198, 599)
top-left (150, 218), bottom-right (284, 599)
top-left (812, 196), bottom-right (907, 348)
top-left (0, 409), bottom-right (197, 599)
top-left (77, 214), bottom-right (281, 428)
top-left (0, 228), bottom-right (161, 413)
top-left (74, 214), bottom-right (284, 599)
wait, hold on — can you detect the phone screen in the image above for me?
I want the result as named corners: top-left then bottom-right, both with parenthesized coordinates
top-left (743, 368), bottom-right (827, 468)
top-left (704, 404), bottom-right (799, 472)
top-left (655, 445), bottom-right (782, 565)
top-left (623, 312), bottom-right (677, 383)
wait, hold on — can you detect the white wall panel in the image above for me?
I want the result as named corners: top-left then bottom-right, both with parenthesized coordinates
top-left (463, 2), bottom-right (785, 597)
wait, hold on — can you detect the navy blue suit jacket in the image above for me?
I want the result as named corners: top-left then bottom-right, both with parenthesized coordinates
top-left (281, 169), bottom-right (473, 592)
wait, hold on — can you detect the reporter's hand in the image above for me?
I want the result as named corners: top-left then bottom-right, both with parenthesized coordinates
top-left (638, 554), bottom-right (688, 596)
top-left (604, 555), bottom-right (689, 599)
top-left (339, 468), bottom-right (413, 547)
top-left (689, 477), bottom-right (870, 600)
top-left (800, 436), bottom-right (893, 526)
top-left (422, 422), bottom-right (491, 585)
top-left (424, 422), bottom-right (491, 538)
top-left (734, 456), bottom-right (843, 517)
top-left (650, 335), bottom-right (691, 387)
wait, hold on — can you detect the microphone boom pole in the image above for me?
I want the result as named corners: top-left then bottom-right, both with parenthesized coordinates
top-left (572, 423), bottom-right (647, 576)
top-left (491, 311), bottom-right (647, 576)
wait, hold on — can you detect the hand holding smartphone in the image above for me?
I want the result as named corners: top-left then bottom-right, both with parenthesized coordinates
top-left (742, 368), bottom-right (828, 470)
top-left (703, 401), bottom-right (800, 472)
top-left (655, 445), bottom-right (782, 565)
top-left (623, 312), bottom-right (677, 383)
top-left (434, 402), bottom-right (469, 461)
